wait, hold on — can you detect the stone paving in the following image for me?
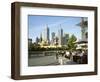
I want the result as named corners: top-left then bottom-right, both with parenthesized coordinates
top-left (28, 55), bottom-right (77, 66)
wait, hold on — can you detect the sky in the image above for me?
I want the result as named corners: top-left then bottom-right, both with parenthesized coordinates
top-left (28, 15), bottom-right (85, 42)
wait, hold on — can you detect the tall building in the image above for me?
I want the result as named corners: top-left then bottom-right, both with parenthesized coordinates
top-left (40, 33), bottom-right (42, 42)
top-left (51, 32), bottom-right (55, 45)
top-left (54, 37), bottom-right (59, 46)
top-left (51, 32), bottom-right (55, 40)
top-left (58, 28), bottom-right (63, 46)
top-left (42, 25), bottom-right (50, 44)
top-left (36, 37), bottom-right (39, 44)
top-left (63, 33), bottom-right (69, 45)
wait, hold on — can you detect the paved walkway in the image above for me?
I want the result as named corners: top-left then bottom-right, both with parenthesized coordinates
top-left (28, 55), bottom-right (77, 66)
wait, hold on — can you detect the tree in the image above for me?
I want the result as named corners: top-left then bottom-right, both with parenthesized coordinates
top-left (67, 34), bottom-right (77, 52)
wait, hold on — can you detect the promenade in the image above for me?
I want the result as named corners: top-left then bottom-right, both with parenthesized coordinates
top-left (28, 54), bottom-right (77, 66)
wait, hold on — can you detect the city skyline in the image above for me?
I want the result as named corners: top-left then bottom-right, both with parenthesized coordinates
top-left (28, 15), bottom-right (86, 42)
top-left (28, 16), bottom-right (88, 66)
top-left (35, 27), bottom-right (69, 46)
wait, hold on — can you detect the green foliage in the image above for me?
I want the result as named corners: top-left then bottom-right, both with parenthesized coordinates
top-left (67, 34), bottom-right (77, 52)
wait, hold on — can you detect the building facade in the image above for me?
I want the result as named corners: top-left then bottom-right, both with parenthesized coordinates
top-left (42, 25), bottom-right (50, 44)
top-left (51, 32), bottom-right (55, 45)
top-left (63, 33), bottom-right (69, 46)
top-left (58, 28), bottom-right (63, 46)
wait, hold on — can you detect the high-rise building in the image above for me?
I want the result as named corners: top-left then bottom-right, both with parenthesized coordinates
top-left (40, 33), bottom-right (42, 42)
top-left (36, 37), bottom-right (39, 44)
top-left (51, 32), bottom-right (55, 45)
top-left (42, 25), bottom-right (50, 44)
top-left (54, 37), bottom-right (59, 46)
top-left (51, 32), bottom-right (55, 40)
top-left (63, 33), bottom-right (69, 45)
top-left (58, 28), bottom-right (63, 46)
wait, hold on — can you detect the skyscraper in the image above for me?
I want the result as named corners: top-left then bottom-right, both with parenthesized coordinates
top-left (36, 37), bottom-right (39, 44)
top-left (42, 25), bottom-right (50, 44)
top-left (52, 32), bottom-right (55, 40)
top-left (51, 32), bottom-right (55, 45)
top-left (58, 28), bottom-right (63, 46)
top-left (63, 33), bottom-right (69, 45)
top-left (40, 33), bottom-right (42, 42)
